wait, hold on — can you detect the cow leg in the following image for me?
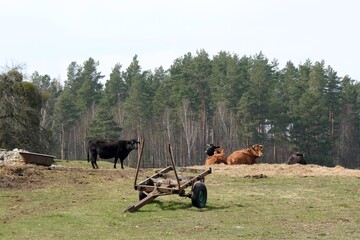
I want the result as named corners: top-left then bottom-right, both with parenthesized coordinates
top-left (90, 154), bottom-right (99, 169)
top-left (113, 157), bottom-right (118, 169)
top-left (91, 160), bottom-right (96, 169)
top-left (120, 159), bottom-right (124, 169)
top-left (91, 159), bottom-right (99, 169)
top-left (90, 153), bottom-right (96, 169)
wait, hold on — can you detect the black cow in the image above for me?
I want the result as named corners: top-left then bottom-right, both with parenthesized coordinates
top-left (286, 152), bottom-right (307, 165)
top-left (205, 144), bottom-right (221, 156)
top-left (87, 139), bottom-right (140, 169)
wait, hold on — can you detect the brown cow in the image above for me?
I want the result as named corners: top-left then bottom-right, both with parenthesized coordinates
top-left (227, 144), bottom-right (264, 165)
top-left (205, 148), bottom-right (227, 165)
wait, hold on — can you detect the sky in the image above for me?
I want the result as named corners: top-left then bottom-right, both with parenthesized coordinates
top-left (1, 0), bottom-right (359, 83)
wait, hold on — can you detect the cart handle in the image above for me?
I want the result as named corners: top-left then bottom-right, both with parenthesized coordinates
top-left (168, 144), bottom-right (181, 190)
top-left (133, 138), bottom-right (145, 188)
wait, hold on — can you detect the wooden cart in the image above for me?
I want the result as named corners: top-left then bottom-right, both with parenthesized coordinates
top-left (124, 141), bottom-right (212, 213)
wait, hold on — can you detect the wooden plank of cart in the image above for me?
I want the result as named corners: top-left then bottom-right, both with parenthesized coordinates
top-left (124, 140), bottom-right (212, 213)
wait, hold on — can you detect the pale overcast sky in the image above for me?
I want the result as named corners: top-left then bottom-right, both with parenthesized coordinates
top-left (1, 0), bottom-right (359, 83)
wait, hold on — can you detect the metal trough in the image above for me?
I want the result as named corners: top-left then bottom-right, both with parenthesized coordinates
top-left (19, 151), bottom-right (55, 166)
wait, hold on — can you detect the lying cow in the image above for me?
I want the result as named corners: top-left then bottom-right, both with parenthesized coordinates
top-left (205, 143), bottom-right (221, 156)
top-left (227, 144), bottom-right (264, 165)
top-left (87, 139), bottom-right (140, 169)
top-left (205, 148), bottom-right (227, 165)
top-left (286, 152), bottom-right (307, 165)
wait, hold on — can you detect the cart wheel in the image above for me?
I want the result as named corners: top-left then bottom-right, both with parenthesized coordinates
top-left (191, 182), bottom-right (207, 208)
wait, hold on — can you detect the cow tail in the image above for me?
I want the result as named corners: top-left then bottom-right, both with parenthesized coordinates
top-left (87, 146), bottom-right (90, 162)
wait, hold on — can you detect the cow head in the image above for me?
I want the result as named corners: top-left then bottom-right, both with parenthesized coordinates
top-left (129, 139), bottom-right (140, 149)
top-left (205, 143), bottom-right (221, 156)
top-left (214, 148), bottom-right (224, 155)
top-left (250, 144), bottom-right (264, 157)
top-left (294, 152), bottom-right (304, 157)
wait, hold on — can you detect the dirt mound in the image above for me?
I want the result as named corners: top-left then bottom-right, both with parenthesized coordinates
top-left (1, 163), bottom-right (359, 190)
top-left (0, 165), bottom-right (46, 189)
top-left (0, 164), bottom-right (137, 190)
top-left (201, 163), bottom-right (360, 177)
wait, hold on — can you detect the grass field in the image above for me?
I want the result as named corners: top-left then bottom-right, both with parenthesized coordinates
top-left (0, 160), bottom-right (359, 240)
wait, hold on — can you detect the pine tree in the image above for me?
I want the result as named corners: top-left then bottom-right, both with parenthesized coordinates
top-left (31, 72), bottom-right (62, 130)
top-left (293, 61), bottom-right (332, 165)
top-left (77, 58), bottom-right (104, 114)
top-left (86, 99), bottom-right (122, 140)
top-left (122, 55), bottom-right (141, 99)
top-left (54, 87), bottom-right (79, 159)
top-left (64, 61), bottom-right (83, 93)
top-left (0, 68), bottom-right (48, 152)
top-left (237, 53), bottom-right (274, 146)
top-left (336, 76), bottom-right (360, 168)
top-left (288, 61), bottom-right (312, 152)
top-left (105, 63), bottom-right (127, 103)
top-left (123, 56), bottom-right (151, 135)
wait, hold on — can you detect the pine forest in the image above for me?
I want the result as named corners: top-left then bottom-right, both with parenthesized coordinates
top-left (1, 50), bottom-right (360, 169)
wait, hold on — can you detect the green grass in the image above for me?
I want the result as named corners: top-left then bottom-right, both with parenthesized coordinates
top-left (0, 161), bottom-right (359, 240)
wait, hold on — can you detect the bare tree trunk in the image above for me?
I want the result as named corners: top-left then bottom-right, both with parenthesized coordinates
top-left (273, 143), bottom-right (276, 163)
top-left (179, 99), bottom-right (199, 166)
top-left (115, 101), bottom-right (125, 126)
top-left (60, 123), bottom-right (64, 160)
top-left (73, 126), bottom-right (77, 160)
top-left (198, 99), bottom-right (206, 165)
top-left (163, 108), bottom-right (172, 166)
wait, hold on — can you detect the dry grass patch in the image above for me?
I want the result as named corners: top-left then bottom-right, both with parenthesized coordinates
top-left (200, 163), bottom-right (360, 177)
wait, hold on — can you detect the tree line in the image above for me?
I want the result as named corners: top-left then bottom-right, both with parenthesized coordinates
top-left (1, 50), bottom-right (360, 169)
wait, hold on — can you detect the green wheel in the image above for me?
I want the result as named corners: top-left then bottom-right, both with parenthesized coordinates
top-left (191, 182), bottom-right (207, 208)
